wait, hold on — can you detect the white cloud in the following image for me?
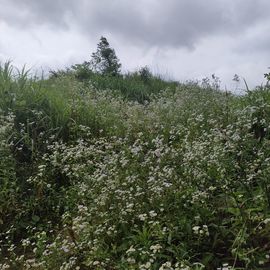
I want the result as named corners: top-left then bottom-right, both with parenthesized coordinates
top-left (0, 0), bottom-right (269, 89)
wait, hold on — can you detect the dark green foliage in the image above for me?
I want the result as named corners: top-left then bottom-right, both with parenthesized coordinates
top-left (1, 63), bottom-right (270, 269)
top-left (138, 66), bottom-right (153, 83)
top-left (90, 36), bottom-right (121, 76)
top-left (70, 61), bottom-right (93, 81)
top-left (50, 64), bottom-right (178, 103)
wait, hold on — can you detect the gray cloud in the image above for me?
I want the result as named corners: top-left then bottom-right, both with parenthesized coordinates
top-left (1, 0), bottom-right (270, 49)
top-left (0, 0), bottom-right (76, 28)
top-left (233, 20), bottom-right (270, 56)
top-left (79, 0), bottom-right (226, 48)
top-left (81, 0), bottom-right (270, 48)
top-left (0, 0), bottom-right (269, 89)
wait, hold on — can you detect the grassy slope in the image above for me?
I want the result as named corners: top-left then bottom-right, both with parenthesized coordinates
top-left (1, 63), bottom-right (270, 269)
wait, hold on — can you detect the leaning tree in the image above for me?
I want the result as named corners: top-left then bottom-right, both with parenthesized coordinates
top-left (90, 36), bottom-right (121, 76)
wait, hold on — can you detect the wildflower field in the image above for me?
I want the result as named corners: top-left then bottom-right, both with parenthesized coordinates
top-left (1, 63), bottom-right (270, 269)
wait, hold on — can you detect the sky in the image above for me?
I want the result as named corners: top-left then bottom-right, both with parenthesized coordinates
top-left (0, 0), bottom-right (270, 92)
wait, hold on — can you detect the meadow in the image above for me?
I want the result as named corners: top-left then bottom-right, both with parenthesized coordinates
top-left (1, 62), bottom-right (270, 269)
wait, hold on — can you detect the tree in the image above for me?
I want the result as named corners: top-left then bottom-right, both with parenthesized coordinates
top-left (71, 61), bottom-right (92, 81)
top-left (138, 66), bottom-right (152, 83)
top-left (90, 36), bottom-right (121, 76)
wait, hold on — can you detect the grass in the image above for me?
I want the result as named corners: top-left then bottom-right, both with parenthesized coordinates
top-left (1, 62), bottom-right (270, 269)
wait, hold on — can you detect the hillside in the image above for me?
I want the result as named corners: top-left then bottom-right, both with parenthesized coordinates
top-left (1, 63), bottom-right (270, 269)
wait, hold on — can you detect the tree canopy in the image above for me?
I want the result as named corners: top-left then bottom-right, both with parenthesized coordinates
top-left (90, 36), bottom-right (121, 76)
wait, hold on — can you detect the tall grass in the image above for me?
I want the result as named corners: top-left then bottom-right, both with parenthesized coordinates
top-left (1, 62), bottom-right (270, 269)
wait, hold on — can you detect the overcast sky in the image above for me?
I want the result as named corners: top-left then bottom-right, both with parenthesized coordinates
top-left (0, 0), bottom-right (269, 91)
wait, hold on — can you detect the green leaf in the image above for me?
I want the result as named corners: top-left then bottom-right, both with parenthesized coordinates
top-left (32, 215), bottom-right (40, 222)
